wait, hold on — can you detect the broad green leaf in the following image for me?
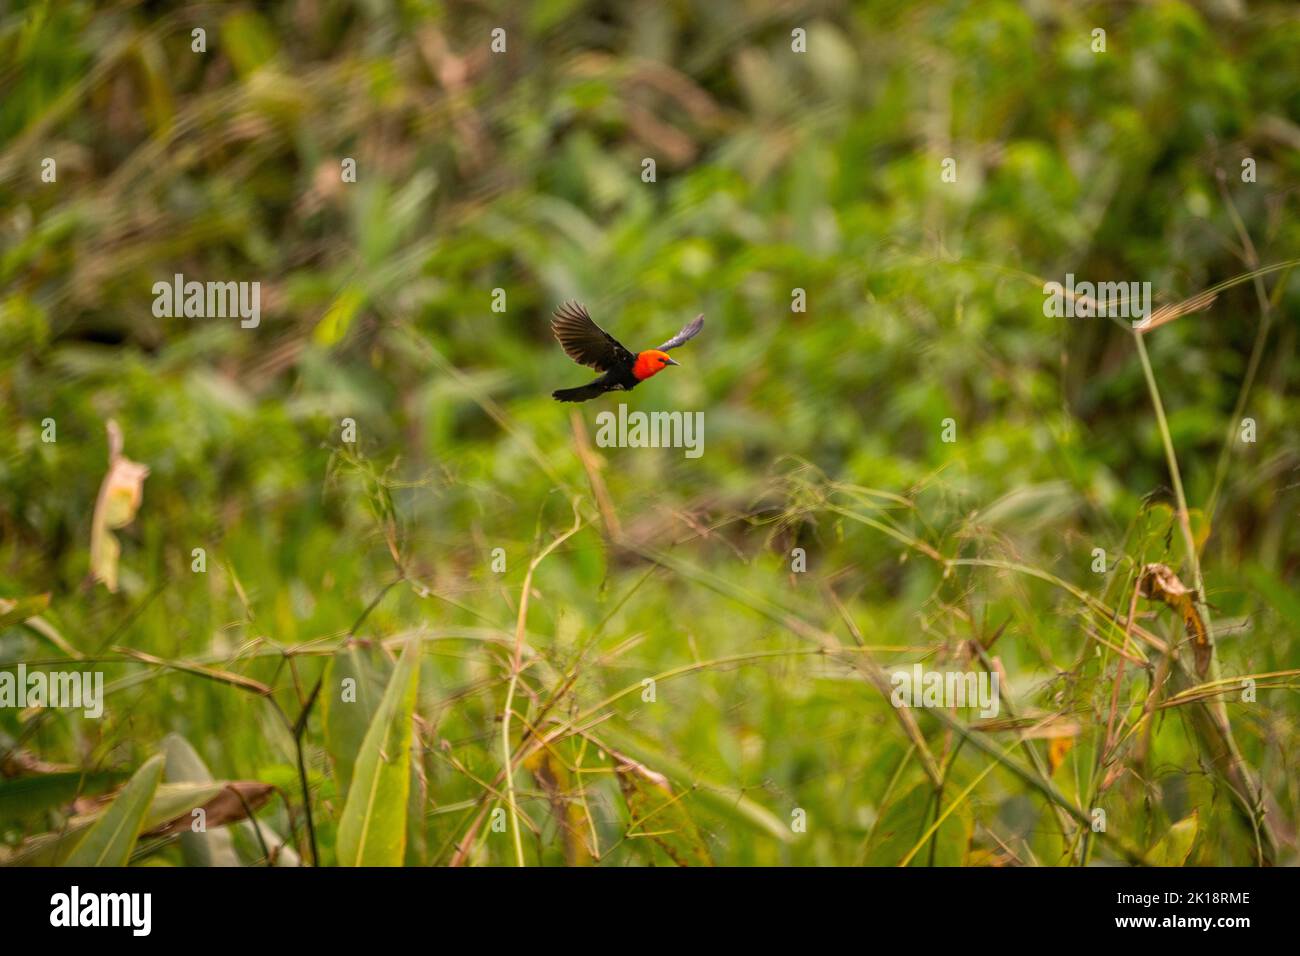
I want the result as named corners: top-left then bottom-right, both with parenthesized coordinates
top-left (321, 642), bottom-right (392, 797)
top-left (335, 638), bottom-right (420, 866)
top-left (405, 758), bottom-right (427, 867)
top-left (63, 754), bottom-right (164, 867)
top-left (322, 644), bottom-right (426, 865)
top-left (162, 734), bottom-right (240, 867)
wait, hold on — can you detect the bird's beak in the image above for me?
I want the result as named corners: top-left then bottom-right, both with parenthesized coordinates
top-left (666, 357), bottom-right (680, 366)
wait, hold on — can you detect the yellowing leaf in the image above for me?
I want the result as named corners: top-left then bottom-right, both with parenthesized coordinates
top-left (1047, 736), bottom-right (1074, 776)
top-left (1140, 563), bottom-right (1211, 677)
top-left (524, 748), bottom-right (593, 865)
top-left (322, 643), bottom-right (427, 866)
top-left (1150, 811), bottom-right (1199, 866)
top-left (89, 420), bottom-right (149, 592)
top-left (322, 642), bottom-right (391, 797)
top-left (610, 746), bottom-right (711, 867)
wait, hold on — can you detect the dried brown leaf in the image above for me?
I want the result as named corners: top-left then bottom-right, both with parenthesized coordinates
top-left (1139, 563), bottom-right (1211, 677)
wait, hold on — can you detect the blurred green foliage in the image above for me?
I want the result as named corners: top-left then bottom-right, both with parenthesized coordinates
top-left (1, 0), bottom-right (1298, 866)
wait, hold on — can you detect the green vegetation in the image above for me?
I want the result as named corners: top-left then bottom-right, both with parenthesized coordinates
top-left (1, 0), bottom-right (1298, 867)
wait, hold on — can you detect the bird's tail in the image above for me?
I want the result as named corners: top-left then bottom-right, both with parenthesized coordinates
top-left (552, 382), bottom-right (607, 402)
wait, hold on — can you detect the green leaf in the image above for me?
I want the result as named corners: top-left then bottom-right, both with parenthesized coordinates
top-left (313, 285), bottom-right (366, 347)
top-left (162, 734), bottom-right (240, 867)
top-left (335, 638), bottom-right (420, 866)
top-left (0, 593), bottom-right (50, 628)
top-left (63, 754), bottom-right (164, 867)
top-left (405, 758), bottom-right (427, 867)
top-left (1150, 811), bottom-right (1198, 866)
top-left (322, 642), bottom-right (392, 798)
top-left (322, 643), bottom-right (428, 865)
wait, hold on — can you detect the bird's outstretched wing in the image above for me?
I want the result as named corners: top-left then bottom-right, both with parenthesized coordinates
top-left (655, 314), bottom-right (705, 352)
top-left (551, 301), bottom-right (636, 371)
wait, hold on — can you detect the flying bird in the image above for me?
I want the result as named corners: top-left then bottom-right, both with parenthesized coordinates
top-left (550, 301), bottom-right (704, 402)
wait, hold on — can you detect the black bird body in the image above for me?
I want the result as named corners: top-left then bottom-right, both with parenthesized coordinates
top-left (552, 365), bottom-right (640, 403)
top-left (550, 301), bottom-right (704, 402)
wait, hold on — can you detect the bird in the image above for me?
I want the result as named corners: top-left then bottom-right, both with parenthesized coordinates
top-left (550, 301), bottom-right (704, 402)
